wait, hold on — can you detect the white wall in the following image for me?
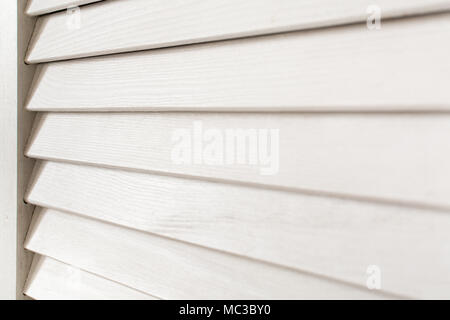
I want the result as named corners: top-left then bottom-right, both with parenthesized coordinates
top-left (0, 0), bottom-right (19, 300)
top-left (0, 0), bottom-right (36, 300)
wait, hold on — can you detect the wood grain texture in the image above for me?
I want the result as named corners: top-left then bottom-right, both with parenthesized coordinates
top-left (25, 207), bottom-right (389, 300)
top-left (24, 255), bottom-right (156, 300)
top-left (26, 0), bottom-right (450, 63)
top-left (25, 160), bottom-right (450, 299)
top-left (27, 112), bottom-right (450, 209)
top-left (26, 0), bottom-right (102, 16)
top-left (26, 13), bottom-right (450, 112)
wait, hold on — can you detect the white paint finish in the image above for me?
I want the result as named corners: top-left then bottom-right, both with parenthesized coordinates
top-left (25, 13), bottom-right (450, 112)
top-left (0, 0), bottom-right (18, 300)
top-left (24, 255), bottom-right (157, 300)
top-left (0, 0), bottom-right (36, 300)
top-left (25, 0), bottom-right (450, 63)
top-left (25, 207), bottom-right (388, 300)
top-left (27, 112), bottom-right (450, 209)
top-left (26, 0), bottom-right (103, 16)
top-left (25, 160), bottom-right (450, 299)
top-left (17, 0), bottom-right (38, 301)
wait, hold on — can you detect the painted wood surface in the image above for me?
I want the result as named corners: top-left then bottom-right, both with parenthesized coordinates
top-left (26, 0), bottom-right (450, 63)
top-left (26, 13), bottom-right (450, 112)
top-left (25, 160), bottom-right (450, 298)
top-left (25, 255), bottom-right (157, 300)
top-left (17, 0), bottom-right (38, 301)
top-left (26, 0), bottom-right (102, 16)
top-left (22, 0), bottom-right (450, 301)
top-left (25, 207), bottom-right (390, 299)
top-left (0, 0), bottom-right (19, 300)
top-left (0, 0), bottom-right (36, 300)
top-left (26, 112), bottom-right (450, 209)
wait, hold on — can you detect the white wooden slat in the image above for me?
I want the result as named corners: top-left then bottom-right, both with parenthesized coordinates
top-left (26, 112), bottom-right (450, 209)
top-left (26, 0), bottom-right (102, 16)
top-left (24, 255), bottom-right (156, 300)
top-left (25, 0), bottom-right (450, 63)
top-left (25, 160), bottom-right (450, 299)
top-left (26, 13), bottom-right (450, 112)
top-left (25, 207), bottom-right (389, 300)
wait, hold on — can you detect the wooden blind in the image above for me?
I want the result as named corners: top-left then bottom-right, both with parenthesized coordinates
top-left (23, 0), bottom-right (450, 299)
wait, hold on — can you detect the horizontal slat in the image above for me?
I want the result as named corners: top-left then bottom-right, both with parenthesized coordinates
top-left (24, 255), bottom-right (156, 300)
top-left (26, 13), bottom-right (450, 112)
top-left (26, 160), bottom-right (450, 298)
top-left (25, 207), bottom-right (388, 299)
top-left (26, 0), bottom-right (450, 63)
top-left (27, 112), bottom-right (450, 208)
top-left (26, 0), bottom-right (102, 16)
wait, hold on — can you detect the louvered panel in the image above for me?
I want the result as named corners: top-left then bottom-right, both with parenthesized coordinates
top-left (25, 207), bottom-right (389, 300)
top-left (26, 0), bottom-right (450, 63)
top-left (24, 255), bottom-right (156, 300)
top-left (25, 160), bottom-right (450, 299)
top-left (26, 112), bottom-right (450, 208)
top-left (26, 0), bottom-right (103, 16)
top-left (21, 0), bottom-right (450, 301)
top-left (26, 13), bottom-right (450, 112)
